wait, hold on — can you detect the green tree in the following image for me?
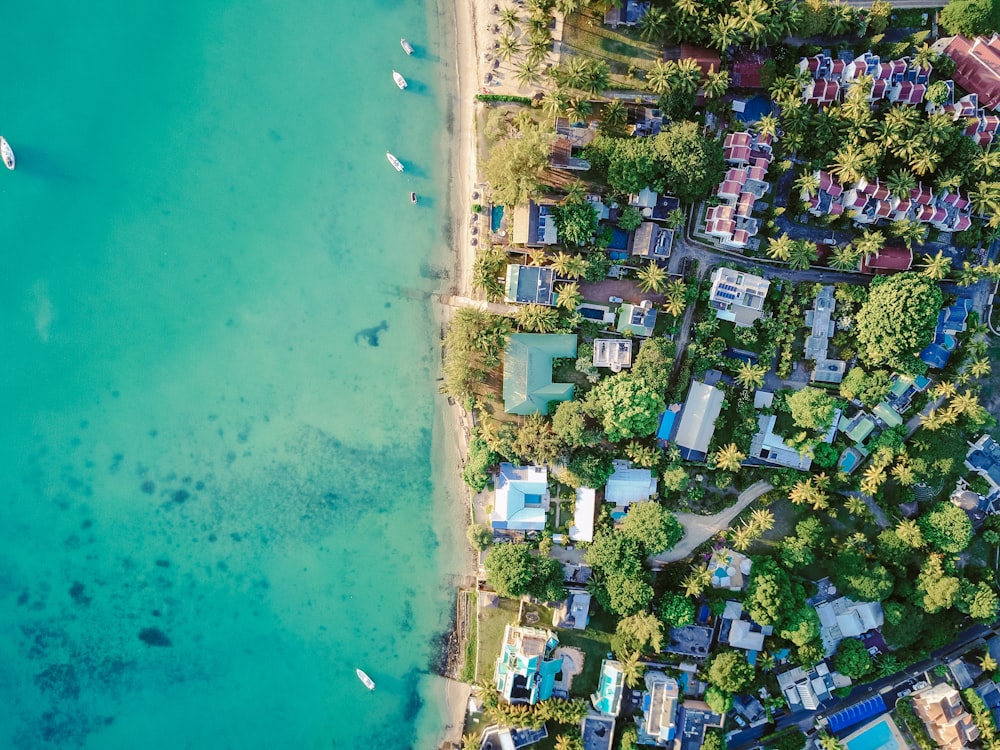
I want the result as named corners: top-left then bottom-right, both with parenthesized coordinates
top-left (602, 570), bottom-right (655, 615)
top-left (920, 250), bottom-right (953, 281)
top-left (552, 400), bottom-right (593, 449)
top-left (585, 372), bottom-right (665, 442)
top-left (704, 686), bottom-right (733, 716)
top-left (919, 502), bottom-right (973, 554)
top-left (916, 555), bottom-right (961, 613)
top-left (839, 367), bottom-right (893, 407)
top-left (714, 443), bottom-right (746, 472)
top-left (620, 501), bottom-right (683, 555)
top-left (660, 592), bottom-right (696, 628)
top-left (514, 413), bottom-right (560, 464)
top-left (638, 5), bottom-right (669, 40)
top-left (855, 273), bottom-right (943, 375)
top-left (484, 124), bottom-right (554, 206)
top-left (745, 558), bottom-right (794, 628)
top-left (514, 303), bottom-right (560, 333)
top-left (484, 542), bottom-right (536, 597)
top-left (554, 199), bottom-right (599, 246)
top-left (707, 650), bottom-right (756, 693)
top-left (835, 552), bottom-right (895, 601)
top-left (612, 612), bottom-right (664, 657)
top-left (940, 0), bottom-right (1000, 36)
top-left (779, 606), bottom-right (821, 648)
top-left (617, 205), bottom-right (643, 232)
top-left (663, 279), bottom-right (687, 317)
top-left (834, 638), bottom-right (873, 679)
top-left (637, 262), bottom-right (668, 294)
top-left (959, 580), bottom-right (1000, 622)
top-left (867, 0), bottom-right (892, 33)
top-left (564, 449), bottom-right (613, 488)
top-left (467, 523), bottom-right (494, 552)
top-left (789, 239), bottom-right (819, 271)
top-left (786, 386), bottom-right (838, 431)
top-left (556, 282), bottom-right (582, 312)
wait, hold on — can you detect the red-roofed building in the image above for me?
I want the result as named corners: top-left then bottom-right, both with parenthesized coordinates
top-left (732, 51), bottom-right (766, 89)
top-left (860, 246), bottom-right (913, 274)
top-left (804, 79), bottom-right (840, 107)
top-left (888, 81), bottom-right (926, 105)
top-left (941, 35), bottom-right (1000, 110)
top-left (679, 44), bottom-right (721, 79)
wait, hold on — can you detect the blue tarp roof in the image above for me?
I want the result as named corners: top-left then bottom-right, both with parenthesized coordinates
top-left (657, 410), bottom-right (677, 441)
top-left (828, 695), bottom-right (887, 734)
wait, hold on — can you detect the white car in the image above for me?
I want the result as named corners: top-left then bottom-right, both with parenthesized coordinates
top-left (609, 296), bottom-right (623, 303)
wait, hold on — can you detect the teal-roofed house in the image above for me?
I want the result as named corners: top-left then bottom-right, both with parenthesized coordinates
top-left (616, 301), bottom-right (657, 337)
top-left (494, 624), bottom-right (564, 705)
top-left (491, 463), bottom-right (550, 532)
top-left (840, 411), bottom-right (876, 445)
top-left (503, 333), bottom-right (578, 415)
top-left (872, 401), bottom-right (903, 429)
top-left (591, 660), bottom-right (625, 717)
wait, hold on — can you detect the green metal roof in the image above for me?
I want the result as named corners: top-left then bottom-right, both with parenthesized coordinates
top-left (872, 401), bottom-right (903, 428)
top-left (502, 334), bottom-right (578, 415)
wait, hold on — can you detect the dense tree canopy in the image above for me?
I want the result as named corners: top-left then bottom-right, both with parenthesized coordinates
top-left (620, 501), bottom-right (683, 555)
top-left (585, 372), bottom-right (665, 443)
top-left (660, 593), bottom-right (696, 629)
top-left (786, 387), bottom-right (839, 432)
top-left (855, 273), bottom-right (943, 375)
top-left (484, 543), bottom-right (566, 601)
top-left (940, 0), bottom-right (1000, 36)
top-left (484, 124), bottom-right (554, 207)
top-left (839, 367), bottom-right (893, 408)
top-left (916, 555), bottom-right (962, 613)
top-left (586, 529), bottom-right (654, 615)
top-left (881, 601), bottom-right (925, 648)
top-left (919, 503), bottom-right (974, 554)
top-left (554, 197), bottom-right (599, 247)
top-left (745, 558), bottom-right (795, 628)
top-left (552, 400), bottom-right (595, 449)
top-left (612, 612), bottom-right (664, 657)
top-left (707, 650), bottom-right (756, 693)
top-left (834, 638), bottom-right (873, 679)
top-left (834, 552), bottom-right (895, 602)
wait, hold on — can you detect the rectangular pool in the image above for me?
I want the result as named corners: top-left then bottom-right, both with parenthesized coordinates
top-left (844, 717), bottom-right (902, 750)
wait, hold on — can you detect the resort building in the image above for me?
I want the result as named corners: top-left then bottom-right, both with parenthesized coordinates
top-left (494, 624), bottom-right (564, 705)
top-left (920, 297), bottom-right (971, 370)
top-left (512, 201), bottom-right (558, 247)
top-left (967, 434), bottom-right (1000, 497)
top-left (504, 264), bottom-right (556, 306)
top-left (799, 51), bottom-right (932, 108)
top-left (911, 683), bottom-right (980, 750)
top-left (605, 459), bottom-right (657, 506)
top-left (813, 596), bottom-right (884, 656)
top-left (479, 724), bottom-right (549, 750)
top-left (552, 589), bottom-right (592, 631)
top-left (937, 34), bottom-right (1000, 110)
top-left (840, 411), bottom-right (877, 445)
top-left (502, 333), bottom-right (577, 415)
top-left (708, 268), bottom-right (770, 327)
top-left (591, 659), bottom-right (625, 717)
top-left (491, 463), bottom-right (550, 532)
top-left (703, 131), bottom-right (775, 251)
top-left (859, 246), bottom-right (914, 274)
top-left (592, 339), bottom-right (632, 372)
top-left (804, 286), bottom-right (846, 384)
top-left (718, 600), bottom-right (772, 654)
top-left (750, 407), bottom-right (840, 471)
top-left (616, 301), bottom-right (657, 337)
top-left (637, 672), bottom-right (681, 747)
top-left (674, 381), bottom-right (725, 461)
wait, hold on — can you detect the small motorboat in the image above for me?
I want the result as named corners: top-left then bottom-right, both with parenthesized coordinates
top-left (393, 70), bottom-right (408, 90)
top-left (401, 38), bottom-right (414, 55)
top-left (386, 152), bottom-right (404, 172)
top-left (410, 192), bottom-right (417, 204)
top-left (0, 137), bottom-right (14, 170)
top-left (356, 668), bottom-right (375, 691)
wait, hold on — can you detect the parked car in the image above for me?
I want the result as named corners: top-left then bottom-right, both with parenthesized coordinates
top-left (609, 295), bottom-right (623, 303)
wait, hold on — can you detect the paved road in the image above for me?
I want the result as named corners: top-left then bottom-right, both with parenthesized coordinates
top-left (651, 481), bottom-right (774, 565)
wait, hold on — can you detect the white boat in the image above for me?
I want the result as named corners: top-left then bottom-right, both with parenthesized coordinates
top-left (386, 152), bottom-right (404, 172)
top-left (393, 70), bottom-right (408, 90)
top-left (356, 668), bottom-right (375, 690)
top-left (410, 192), bottom-right (417, 204)
top-left (0, 137), bottom-right (14, 170)
top-left (401, 38), bottom-right (414, 55)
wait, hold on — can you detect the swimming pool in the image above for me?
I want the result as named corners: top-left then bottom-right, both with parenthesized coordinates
top-left (491, 205), bottom-right (504, 233)
top-left (839, 449), bottom-right (860, 473)
top-left (608, 226), bottom-right (629, 250)
top-left (736, 94), bottom-right (773, 124)
top-left (844, 717), bottom-right (902, 750)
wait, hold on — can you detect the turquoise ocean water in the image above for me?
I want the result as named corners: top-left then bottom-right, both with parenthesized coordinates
top-left (0, 2), bottom-right (466, 748)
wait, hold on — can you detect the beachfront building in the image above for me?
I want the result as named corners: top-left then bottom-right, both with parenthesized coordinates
top-left (911, 683), bottom-right (980, 750)
top-left (491, 463), bottom-right (550, 532)
top-left (502, 333), bottom-right (577, 415)
top-left (591, 659), bottom-right (625, 716)
top-left (674, 381), bottom-right (725, 461)
top-left (592, 339), bottom-right (632, 372)
top-left (637, 672), bottom-right (680, 747)
top-left (504, 264), bottom-right (556, 306)
top-left (708, 267), bottom-right (770, 327)
top-left (494, 624), bottom-right (564, 705)
top-left (512, 201), bottom-right (558, 248)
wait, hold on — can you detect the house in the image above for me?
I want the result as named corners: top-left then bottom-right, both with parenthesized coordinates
top-left (491, 463), bottom-right (550, 532)
top-left (550, 136), bottom-right (592, 171)
top-left (581, 713), bottom-right (615, 750)
top-left (593, 339), bottom-right (632, 372)
top-left (631, 221), bottom-right (674, 260)
top-left (776, 662), bottom-right (844, 710)
top-left (872, 401), bottom-right (903, 429)
top-left (679, 44), bottom-right (721, 79)
top-left (553, 589), bottom-right (592, 630)
top-left (974, 680), bottom-right (1000, 727)
top-left (665, 625), bottom-right (714, 660)
top-left (750, 414), bottom-right (812, 471)
top-left (911, 683), bottom-right (980, 750)
top-left (603, 0), bottom-right (650, 28)
top-left (919, 297), bottom-right (971, 370)
top-left (479, 724), bottom-right (549, 750)
top-left (733, 695), bottom-right (768, 728)
top-left (949, 479), bottom-right (999, 522)
top-left (883, 373), bottom-right (931, 414)
top-left (616, 301), bottom-right (658, 337)
top-left (675, 701), bottom-right (724, 750)
top-left (674, 381), bottom-right (725, 461)
top-left (512, 201), bottom-right (559, 247)
top-left (967, 434), bottom-right (1000, 496)
top-left (569, 487), bottom-right (596, 543)
top-left (718, 600), bottom-right (772, 653)
top-left (502, 333), bottom-right (578, 415)
top-left (804, 285), bottom-right (846, 384)
top-left (938, 34), bottom-right (1000, 110)
top-left (504, 264), bottom-right (557, 306)
top-left (494, 624), bottom-right (564, 705)
top-left (605, 459), bottom-right (657, 506)
top-left (948, 657), bottom-right (983, 690)
top-left (704, 134), bottom-right (775, 250)
top-left (840, 411), bottom-right (877, 445)
top-left (591, 660), bottom-right (625, 716)
top-left (858, 246), bottom-right (913, 274)
top-left (707, 548), bottom-right (751, 591)
top-left (813, 595), bottom-right (884, 656)
top-left (709, 267), bottom-right (770, 327)
top-left (637, 672), bottom-right (681, 747)
top-left (731, 50), bottom-right (768, 89)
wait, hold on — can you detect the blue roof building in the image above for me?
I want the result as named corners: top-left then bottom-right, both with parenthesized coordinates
top-left (591, 660), bottom-right (625, 716)
top-left (494, 625), bottom-right (564, 705)
top-left (605, 459), bottom-right (657, 506)
top-left (967, 434), bottom-right (1000, 497)
top-left (491, 463), bottom-right (550, 532)
top-left (920, 297), bottom-right (971, 369)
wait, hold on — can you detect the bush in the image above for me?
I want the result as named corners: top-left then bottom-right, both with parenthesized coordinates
top-left (475, 93), bottom-right (533, 104)
top-left (467, 523), bottom-right (494, 551)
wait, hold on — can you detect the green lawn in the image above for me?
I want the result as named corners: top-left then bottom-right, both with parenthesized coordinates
top-left (554, 608), bottom-right (617, 698)
top-left (559, 8), bottom-right (660, 82)
top-left (477, 597), bottom-right (521, 682)
top-left (461, 591), bottom-right (478, 683)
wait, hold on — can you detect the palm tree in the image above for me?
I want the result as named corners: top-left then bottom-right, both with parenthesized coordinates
top-left (674, 58), bottom-right (703, 97)
top-left (886, 169), bottom-right (917, 199)
top-left (789, 478), bottom-right (822, 507)
top-left (795, 172), bottom-right (821, 200)
top-left (582, 60), bottom-right (611, 95)
top-left (909, 147), bottom-right (942, 177)
top-left (982, 653), bottom-right (999, 673)
top-left (920, 407), bottom-right (945, 431)
top-left (853, 229), bottom-right (886, 261)
top-left (891, 461), bottom-right (917, 486)
top-left (665, 208), bottom-right (686, 229)
top-left (845, 495), bottom-right (869, 518)
top-left (637, 5), bottom-right (669, 40)
top-left (541, 88), bottom-right (569, 119)
top-left (955, 261), bottom-right (983, 287)
top-left (766, 232), bottom-right (794, 261)
top-left (497, 33), bottom-right (521, 62)
top-left (559, 56), bottom-right (589, 90)
top-left (709, 14), bottom-right (744, 52)
top-left (970, 358), bottom-right (992, 379)
top-left (735, 361), bottom-right (768, 390)
top-left (789, 240), bottom-right (819, 271)
top-left (750, 508), bottom-right (775, 534)
top-left (828, 245), bottom-right (861, 271)
top-left (896, 518), bottom-right (925, 548)
top-left (829, 144), bottom-right (870, 185)
top-left (704, 67), bottom-right (730, 100)
top-left (755, 114), bottom-right (780, 139)
top-left (920, 250), bottom-right (952, 281)
top-left (515, 303), bottom-right (559, 332)
top-left (952, 391), bottom-right (982, 415)
top-left (715, 443), bottom-right (746, 472)
top-left (890, 218), bottom-right (927, 249)
top-left (663, 279), bottom-right (687, 317)
top-left (601, 99), bottom-right (626, 134)
top-left (514, 60), bottom-right (542, 89)
top-left (620, 650), bottom-right (646, 688)
top-left (556, 282), bottom-right (582, 311)
top-left (554, 736), bottom-right (575, 750)
top-left (970, 181), bottom-right (1000, 217)
top-left (645, 59), bottom-right (675, 96)
top-left (682, 565), bottom-right (711, 597)
top-left (565, 97), bottom-right (592, 123)
top-left (860, 465), bottom-right (886, 495)
top-left (932, 381), bottom-right (956, 399)
top-left (554, 0), bottom-right (582, 15)
top-left (637, 262), bottom-right (668, 294)
top-left (731, 523), bottom-right (756, 552)
top-left (499, 7), bottom-right (520, 33)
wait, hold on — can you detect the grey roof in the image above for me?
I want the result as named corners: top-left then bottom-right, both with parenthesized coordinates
top-left (674, 381), bottom-right (725, 460)
top-left (504, 264), bottom-right (556, 305)
top-left (581, 713), bottom-right (615, 750)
